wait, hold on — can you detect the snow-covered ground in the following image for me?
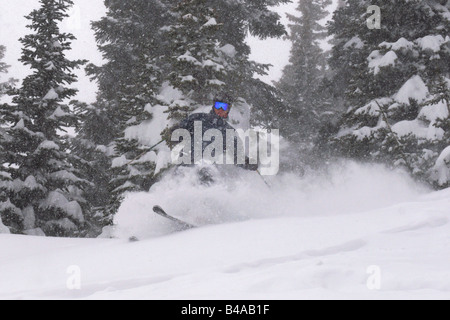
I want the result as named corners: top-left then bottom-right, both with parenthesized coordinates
top-left (0, 163), bottom-right (449, 300)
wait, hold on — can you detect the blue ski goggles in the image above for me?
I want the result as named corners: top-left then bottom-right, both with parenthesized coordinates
top-left (214, 101), bottom-right (230, 111)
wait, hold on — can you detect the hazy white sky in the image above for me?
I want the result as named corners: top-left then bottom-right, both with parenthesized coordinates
top-left (0, 0), bottom-right (335, 103)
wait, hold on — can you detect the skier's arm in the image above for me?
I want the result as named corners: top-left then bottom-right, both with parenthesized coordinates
top-left (162, 117), bottom-right (191, 148)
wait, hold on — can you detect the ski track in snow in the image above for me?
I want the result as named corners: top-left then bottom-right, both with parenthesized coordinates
top-left (1, 186), bottom-right (450, 300)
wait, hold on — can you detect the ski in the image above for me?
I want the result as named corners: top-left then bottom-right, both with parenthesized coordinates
top-left (153, 205), bottom-right (197, 230)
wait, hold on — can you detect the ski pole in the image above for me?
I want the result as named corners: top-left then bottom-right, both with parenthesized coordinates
top-left (257, 169), bottom-right (271, 188)
top-left (126, 139), bottom-right (165, 166)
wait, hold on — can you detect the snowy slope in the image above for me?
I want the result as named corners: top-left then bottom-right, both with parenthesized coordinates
top-left (0, 164), bottom-right (449, 300)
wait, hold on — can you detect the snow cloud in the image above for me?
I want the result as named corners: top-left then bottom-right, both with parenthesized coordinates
top-left (111, 162), bottom-right (428, 240)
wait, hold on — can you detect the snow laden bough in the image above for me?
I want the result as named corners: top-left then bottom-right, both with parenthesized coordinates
top-left (431, 146), bottom-right (450, 188)
top-left (0, 174), bottom-right (86, 236)
top-left (0, 175), bottom-right (46, 234)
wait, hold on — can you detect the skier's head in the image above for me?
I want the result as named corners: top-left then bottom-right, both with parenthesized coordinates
top-left (212, 94), bottom-right (233, 119)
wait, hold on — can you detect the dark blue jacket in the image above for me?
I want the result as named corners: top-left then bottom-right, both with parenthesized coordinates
top-left (174, 111), bottom-right (258, 171)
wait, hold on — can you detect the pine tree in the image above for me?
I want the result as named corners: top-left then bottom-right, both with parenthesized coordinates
top-left (213, 0), bottom-right (290, 130)
top-left (164, 0), bottom-right (236, 120)
top-left (210, 0), bottom-right (291, 132)
top-left (429, 76), bottom-right (450, 187)
top-left (88, 0), bottom-right (175, 220)
top-left (213, 0), bottom-right (288, 47)
top-left (329, 0), bottom-right (450, 185)
top-left (276, 0), bottom-right (332, 144)
top-left (70, 101), bottom-right (116, 233)
top-left (164, 0), bottom-right (290, 127)
top-left (88, 0), bottom-right (175, 119)
top-left (0, 45), bottom-right (16, 234)
top-left (0, 45), bottom-right (11, 147)
top-left (0, 0), bottom-right (89, 236)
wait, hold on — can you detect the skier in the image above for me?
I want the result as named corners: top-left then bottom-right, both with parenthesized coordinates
top-left (169, 95), bottom-right (259, 172)
top-left (147, 97), bottom-right (262, 234)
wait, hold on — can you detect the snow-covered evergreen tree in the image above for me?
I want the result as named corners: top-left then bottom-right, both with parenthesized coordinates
top-left (327, 0), bottom-right (373, 110)
top-left (211, 0), bottom-right (290, 131)
top-left (216, 0), bottom-right (290, 130)
top-left (88, 0), bottom-right (174, 120)
top-left (0, 45), bottom-right (11, 150)
top-left (70, 101), bottom-right (116, 233)
top-left (0, 0), bottom-right (90, 236)
top-left (330, 0), bottom-right (450, 186)
top-left (0, 45), bottom-right (14, 234)
top-left (276, 0), bottom-right (332, 144)
top-left (430, 76), bottom-right (450, 188)
top-left (163, 0), bottom-right (236, 120)
top-left (164, 0), bottom-right (289, 128)
top-left (88, 0), bottom-right (176, 220)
